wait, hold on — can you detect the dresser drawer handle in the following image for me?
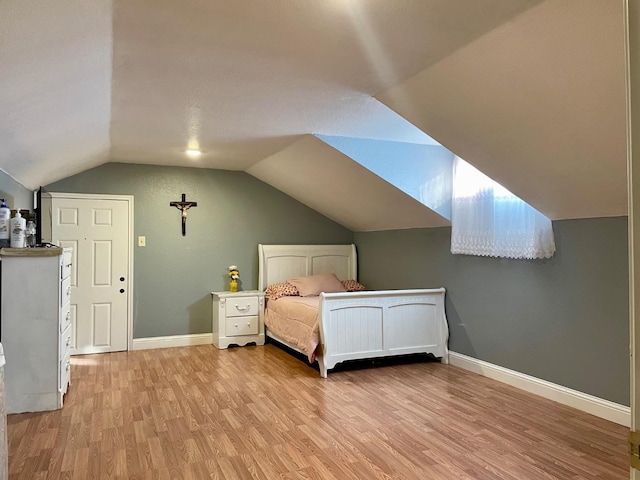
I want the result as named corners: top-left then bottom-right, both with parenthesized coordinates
top-left (235, 304), bottom-right (251, 312)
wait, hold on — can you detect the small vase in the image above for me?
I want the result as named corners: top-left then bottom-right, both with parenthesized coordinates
top-left (230, 280), bottom-right (238, 292)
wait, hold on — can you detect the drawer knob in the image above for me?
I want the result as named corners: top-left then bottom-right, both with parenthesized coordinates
top-left (247, 323), bottom-right (251, 327)
top-left (234, 323), bottom-right (238, 328)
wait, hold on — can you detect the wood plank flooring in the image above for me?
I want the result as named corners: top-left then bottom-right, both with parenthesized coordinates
top-left (7, 344), bottom-right (628, 479)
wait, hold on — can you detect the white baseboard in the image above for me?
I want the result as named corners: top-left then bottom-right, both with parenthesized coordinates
top-left (132, 333), bottom-right (213, 351)
top-left (449, 351), bottom-right (630, 427)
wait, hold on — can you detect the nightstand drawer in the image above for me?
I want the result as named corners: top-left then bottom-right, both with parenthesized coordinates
top-left (225, 315), bottom-right (259, 336)
top-left (211, 290), bottom-right (265, 349)
top-left (226, 296), bottom-right (259, 317)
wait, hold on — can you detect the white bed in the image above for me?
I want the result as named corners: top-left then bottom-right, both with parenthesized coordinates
top-left (258, 244), bottom-right (449, 377)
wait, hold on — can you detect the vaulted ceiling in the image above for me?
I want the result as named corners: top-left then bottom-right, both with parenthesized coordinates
top-left (0, 0), bottom-right (627, 230)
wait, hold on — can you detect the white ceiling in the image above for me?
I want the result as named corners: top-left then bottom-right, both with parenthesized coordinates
top-left (109, 0), bottom-right (537, 170)
top-left (0, 0), bottom-right (112, 189)
top-left (0, 0), bottom-right (628, 230)
top-left (378, 0), bottom-right (627, 220)
top-left (247, 136), bottom-right (450, 232)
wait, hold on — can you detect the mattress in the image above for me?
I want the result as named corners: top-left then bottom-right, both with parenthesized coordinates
top-left (264, 296), bottom-right (320, 362)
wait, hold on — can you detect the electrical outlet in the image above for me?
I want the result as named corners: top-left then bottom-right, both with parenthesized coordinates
top-left (138, 236), bottom-right (146, 247)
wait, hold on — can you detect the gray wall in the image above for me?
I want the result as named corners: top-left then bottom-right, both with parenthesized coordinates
top-left (0, 170), bottom-right (32, 211)
top-left (46, 162), bottom-right (353, 338)
top-left (44, 163), bottom-right (629, 405)
top-left (355, 217), bottom-right (629, 406)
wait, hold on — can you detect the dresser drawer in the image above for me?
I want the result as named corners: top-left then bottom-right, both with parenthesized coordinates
top-left (225, 315), bottom-right (259, 336)
top-left (225, 296), bottom-right (259, 317)
top-left (59, 353), bottom-right (71, 391)
top-left (60, 303), bottom-right (71, 333)
top-left (60, 276), bottom-right (71, 306)
top-left (60, 323), bottom-right (73, 359)
top-left (61, 250), bottom-right (72, 280)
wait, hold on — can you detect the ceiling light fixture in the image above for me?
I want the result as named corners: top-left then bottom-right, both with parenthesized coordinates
top-left (186, 149), bottom-right (202, 158)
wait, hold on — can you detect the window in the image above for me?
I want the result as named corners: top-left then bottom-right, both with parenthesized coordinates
top-left (451, 157), bottom-right (555, 259)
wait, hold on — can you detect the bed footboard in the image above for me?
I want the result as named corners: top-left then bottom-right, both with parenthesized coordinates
top-left (316, 288), bottom-right (449, 378)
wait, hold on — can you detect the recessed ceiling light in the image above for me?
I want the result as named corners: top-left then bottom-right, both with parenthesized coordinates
top-left (186, 149), bottom-right (202, 158)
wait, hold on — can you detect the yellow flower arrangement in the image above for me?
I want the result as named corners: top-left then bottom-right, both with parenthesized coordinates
top-left (228, 265), bottom-right (239, 292)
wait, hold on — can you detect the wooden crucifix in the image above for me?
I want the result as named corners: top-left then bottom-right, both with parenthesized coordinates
top-left (170, 193), bottom-right (197, 236)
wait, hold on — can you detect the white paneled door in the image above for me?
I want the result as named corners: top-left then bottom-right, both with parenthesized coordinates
top-left (50, 195), bottom-right (131, 355)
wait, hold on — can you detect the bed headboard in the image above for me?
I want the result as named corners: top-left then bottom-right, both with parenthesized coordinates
top-left (258, 244), bottom-right (357, 290)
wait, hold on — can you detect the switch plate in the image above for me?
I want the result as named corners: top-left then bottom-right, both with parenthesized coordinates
top-left (138, 236), bottom-right (146, 247)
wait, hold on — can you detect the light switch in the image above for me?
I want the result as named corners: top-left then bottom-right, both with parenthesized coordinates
top-left (138, 236), bottom-right (146, 247)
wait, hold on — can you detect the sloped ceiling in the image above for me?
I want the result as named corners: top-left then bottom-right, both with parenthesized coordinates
top-left (109, 0), bottom-right (539, 170)
top-left (378, 0), bottom-right (627, 220)
top-left (0, 0), bottom-right (112, 189)
top-left (0, 0), bottom-right (627, 229)
top-left (247, 136), bottom-right (450, 232)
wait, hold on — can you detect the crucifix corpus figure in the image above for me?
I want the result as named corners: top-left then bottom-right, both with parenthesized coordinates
top-left (170, 193), bottom-right (197, 236)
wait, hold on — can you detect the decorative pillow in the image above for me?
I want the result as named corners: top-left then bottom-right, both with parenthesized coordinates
top-left (341, 279), bottom-right (367, 292)
top-left (288, 273), bottom-right (347, 297)
top-left (265, 282), bottom-right (300, 300)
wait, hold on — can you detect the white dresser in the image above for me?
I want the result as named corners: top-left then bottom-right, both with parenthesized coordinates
top-left (211, 290), bottom-right (265, 349)
top-left (0, 247), bottom-right (73, 413)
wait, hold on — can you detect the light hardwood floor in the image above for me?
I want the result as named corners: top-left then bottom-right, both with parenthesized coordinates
top-left (7, 344), bottom-right (628, 479)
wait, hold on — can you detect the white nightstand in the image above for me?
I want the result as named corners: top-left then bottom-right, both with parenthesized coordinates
top-left (211, 290), bottom-right (265, 349)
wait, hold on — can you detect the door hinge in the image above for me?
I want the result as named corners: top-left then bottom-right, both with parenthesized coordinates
top-left (630, 431), bottom-right (640, 470)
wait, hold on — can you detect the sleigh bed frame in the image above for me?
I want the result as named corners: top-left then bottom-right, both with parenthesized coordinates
top-left (258, 244), bottom-right (449, 377)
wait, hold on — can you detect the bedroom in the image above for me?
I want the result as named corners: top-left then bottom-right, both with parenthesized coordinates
top-left (0, 0), bottom-right (634, 478)
top-left (0, 162), bottom-right (629, 477)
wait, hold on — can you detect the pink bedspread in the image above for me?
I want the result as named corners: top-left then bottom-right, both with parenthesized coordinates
top-left (264, 296), bottom-right (320, 362)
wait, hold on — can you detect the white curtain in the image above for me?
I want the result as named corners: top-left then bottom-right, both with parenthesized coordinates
top-left (451, 157), bottom-right (555, 259)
